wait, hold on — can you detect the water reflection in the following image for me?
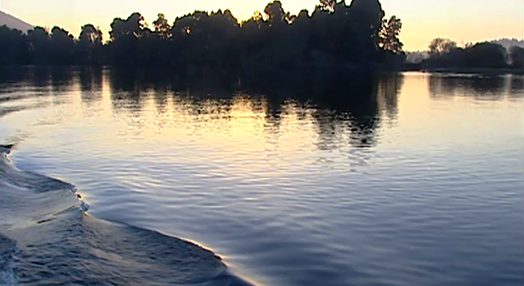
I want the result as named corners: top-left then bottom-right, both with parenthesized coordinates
top-left (29, 66), bottom-right (52, 87)
top-left (1, 68), bottom-right (404, 151)
top-left (7, 68), bottom-right (521, 153)
top-left (0, 66), bottom-right (31, 85)
top-left (80, 67), bottom-right (103, 106)
top-left (0, 67), bottom-right (54, 117)
top-left (103, 69), bottom-right (403, 150)
top-left (50, 67), bottom-right (74, 92)
top-left (109, 70), bottom-right (149, 117)
top-left (1, 68), bottom-right (522, 286)
top-left (428, 74), bottom-right (524, 100)
top-left (378, 74), bottom-right (403, 120)
top-left (509, 76), bottom-right (524, 97)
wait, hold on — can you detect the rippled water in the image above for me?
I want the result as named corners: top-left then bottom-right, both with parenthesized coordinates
top-left (1, 67), bottom-right (523, 286)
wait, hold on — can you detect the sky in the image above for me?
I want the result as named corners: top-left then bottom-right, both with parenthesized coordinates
top-left (0, 0), bottom-right (522, 51)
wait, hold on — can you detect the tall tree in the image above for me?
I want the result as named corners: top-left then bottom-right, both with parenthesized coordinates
top-left (79, 24), bottom-right (103, 44)
top-left (509, 46), bottom-right (524, 69)
top-left (347, 0), bottom-right (385, 62)
top-left (379, 16), bottom-right (403, 53)
top-left (152, 13), bottom-right (171, 38)
top-left (78, 24), bottom-right (104, 64)
top-left (0, 26), bottom-right (30, 64)
top-left (27, 26), bottom-right (50, 64)
top-left (264, 1), bottom-right (286, 27)
top-left (428, 38), bottom-right (457, 55)
top-left (318, 0), bottom-right (336, 12)
top-left (108, 13), bottom-right (146, 66)
top-left (461, 42), bottom-right (508, 69)
top-left (50, 26), bottom-right (76, 64)
top-left (109, 12), bottom-right (145, 41)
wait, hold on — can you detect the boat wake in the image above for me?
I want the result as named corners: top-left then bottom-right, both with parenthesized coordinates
top-left (0, 144), bottom-right (252, 286)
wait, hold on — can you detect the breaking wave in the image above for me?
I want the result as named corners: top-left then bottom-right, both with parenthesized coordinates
top-left (0, 144), bottom-right (252, 286)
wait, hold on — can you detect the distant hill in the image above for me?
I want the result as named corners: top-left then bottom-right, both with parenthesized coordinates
top-left (0, 10), bottom-right (33, 32)
top-left (491, 38), bottom-right (524, 50)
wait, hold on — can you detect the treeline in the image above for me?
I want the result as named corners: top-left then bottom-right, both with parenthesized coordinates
top-left (418, 38), bottom-right (524, 70)
top-left (0, 0), bottom-right (405, 72)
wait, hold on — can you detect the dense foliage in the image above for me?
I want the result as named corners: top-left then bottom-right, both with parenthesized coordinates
top-left (0, 0), bottom-right (406, 72)
top-left (421, 38), bottom-right (522, 70)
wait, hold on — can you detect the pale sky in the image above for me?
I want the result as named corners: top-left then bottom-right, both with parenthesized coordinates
top-left (0, 0), bottom-right (522, 51)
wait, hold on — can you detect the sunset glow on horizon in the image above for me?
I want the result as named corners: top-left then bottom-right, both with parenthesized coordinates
top-left (1, 0), bottom-right (522, 51)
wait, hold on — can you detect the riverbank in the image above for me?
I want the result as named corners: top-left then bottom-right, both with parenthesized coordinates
top-left (402, 66), bottom-right (524, 75)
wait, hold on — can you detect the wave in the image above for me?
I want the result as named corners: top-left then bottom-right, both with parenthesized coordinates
top-left (0, 144), bottom-right (253, 286)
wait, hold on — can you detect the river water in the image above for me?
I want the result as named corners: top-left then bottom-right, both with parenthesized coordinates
top-left (1, 68), bottom-right (523, 286)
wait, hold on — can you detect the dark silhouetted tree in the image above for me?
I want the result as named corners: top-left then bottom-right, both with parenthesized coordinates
top-left (79, 24), bottom-right (103, 44)
top-left (379, 16), bottom-right (403, 53)
top-left (78, 24), bottom-right (104, 65)
top-left (428, 38), bottom-right (457, 55)
top-left (509, 46), bottom-right (524, 69)
top-left (424, 40), bottom-right (509, 70)
top-left (264, 1), bottom-right (286, 26)
top-left (347, 0), bottom-right (385, 63)
top-left (318, 0), bottom-right (336, 12)
top-left (0, 0), bottom-right (416, 70)
top-left (461, 42), bottom-right (508, 69)
top-left (50, 26), bottom-right (76, 64)
top-left (115, 12), bottom-right (146, 40)
top-left (152, 13), bottom-right (171, 38)
top-left (108, 12), bottom-right (146, 66)
top-left (27, 26), bottom-right (50, 64)
top-left (0, 25), bottom-right (30, 64)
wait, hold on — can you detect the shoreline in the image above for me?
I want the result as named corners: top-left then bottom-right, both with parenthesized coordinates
top-left (402, 67), bottom-right (524, 75)
top-left (1, 64), bottom-right (523, 76)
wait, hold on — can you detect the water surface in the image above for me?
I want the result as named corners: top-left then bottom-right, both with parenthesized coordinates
top-left (1, 68), bottom-right (523, 286)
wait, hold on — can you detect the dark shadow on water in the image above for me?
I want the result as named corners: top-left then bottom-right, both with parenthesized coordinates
top-left (245, 72), bottom-right (403, 148)
top-left (428, 74), bottom-right (518, 100)
top-left (108, 69), bottom-right (151, 117)
top-left (104, 69), bottom-right (403, 149)
top-left (0, 66), bottom-right (31, 85)
top-left (80, 67), bottom-right (103, 106)
top-left (508, 76), bottom-right (524, 98)
top-left (0, 67), bottom-right (405, 150)
top-left (50, 67), bottom-right (74, 92)
top-left (28, 66), bottom-right (52, 88)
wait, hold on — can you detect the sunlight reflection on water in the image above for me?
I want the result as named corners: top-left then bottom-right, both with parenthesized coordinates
top-left (1, 68), bottom-right (523, 286)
